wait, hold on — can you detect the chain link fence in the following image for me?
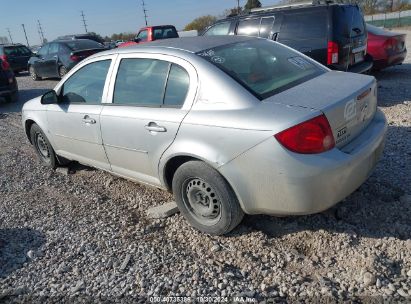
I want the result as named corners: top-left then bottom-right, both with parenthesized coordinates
top-left (365, 10), bottom-right (411, 28)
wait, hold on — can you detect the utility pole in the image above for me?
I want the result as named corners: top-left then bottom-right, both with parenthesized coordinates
top-left (141, 0), bottom-right (148, 26)
top-left (6, 28), bottom-right (13, 44)
top-left (81, 10), bottom-right (88, 33)
top-left (237, 0), bottom-right (241, 14)
top-left (37, 20), bottom-right (45, 44)
top-left (21, 24), bottom-right (30, 47)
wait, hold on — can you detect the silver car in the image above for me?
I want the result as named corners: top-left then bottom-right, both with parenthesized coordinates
top-left (22, 36), bottom-right (387, 235)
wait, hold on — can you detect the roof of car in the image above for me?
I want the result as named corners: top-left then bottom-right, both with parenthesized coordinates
top-left (111, 36), bottom-right (257, 54)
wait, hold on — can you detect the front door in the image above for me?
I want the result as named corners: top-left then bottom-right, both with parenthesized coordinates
top-left (100, 55), bottom-right (195, 186)
top-left (33, 44), bottom-right (49, 77)
top-left (47, 57), bottom-right (114, 170)
top-left (41, 42), bottom-right (59, 77)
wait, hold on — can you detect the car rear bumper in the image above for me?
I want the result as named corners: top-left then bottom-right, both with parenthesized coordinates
top-left (219, 109), bottom-right (387, 215)
top-left (331, 58), bottom-right (373, 74)
top-left (373, 49), bottom-right (407, 70)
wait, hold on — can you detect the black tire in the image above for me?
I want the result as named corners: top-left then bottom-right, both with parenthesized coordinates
top-left (29, 65), bottom-right (40, 81)
top-left (58, 65), bottom-right (68, 78)
top-left (172, 161), bottom-right (244, 235)
top-left (30, 123), bottom-right (57, 169)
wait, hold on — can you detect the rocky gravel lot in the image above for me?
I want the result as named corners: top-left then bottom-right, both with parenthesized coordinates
top-left (0, 31), bottom-right (410, 303)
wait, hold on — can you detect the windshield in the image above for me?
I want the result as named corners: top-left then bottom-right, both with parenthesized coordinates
top-left (197, 39), bottom-right (324, 100)
top-left (65, 40), bottom-right (104, 51)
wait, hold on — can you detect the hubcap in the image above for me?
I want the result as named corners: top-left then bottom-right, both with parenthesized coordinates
top-left (183, 178), bottom-right (221, 225)
top-left (36, 133), bottom-right (50, 159)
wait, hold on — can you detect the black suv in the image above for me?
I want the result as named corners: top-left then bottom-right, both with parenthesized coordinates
top-left (202, 1), bottom-right (372, 73)
top-left (0, 59), bottom-right (18, 103)
top-left (0, 44), bottom-right (33, 74)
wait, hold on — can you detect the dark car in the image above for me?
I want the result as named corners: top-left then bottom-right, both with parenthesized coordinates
top-left (367, 24), bottom-right (407, 70)
top-left (0, 59), bottom-right (18, 103)
top-left (202, 0), bottom-right (372, 73)
top-left (28, 39), bottom-right (106, 80)
top-left (0, 44), bottom-right (33, 74)
top-left (56, 34), bottom-right (105, 45)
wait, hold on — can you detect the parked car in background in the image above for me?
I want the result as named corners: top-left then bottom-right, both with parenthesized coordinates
top-left (0, 44), bottom-right (33, 74)
top-left (104, 41), bottom-right (117, 49)
top-left (22, 36), bottom-right (386, 235)
top-left (28, 39), bottom-right (106, 80)
top-left (118, 25), bottom-right (179, 48)
top-left (0, 58), bottom-right (18, 103)
top-left (366, 24), bottom-right (407, 71)
top-left (57, 34), bottom-right (105, 45)
top-left (115, 40), bottom-right (125, 47)
top-left (203, 1), bottom-right (372, 73)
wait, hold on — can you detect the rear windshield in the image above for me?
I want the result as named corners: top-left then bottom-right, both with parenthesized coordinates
top-left (197, 39), bottom-right (324, 100)
top-left (333, 5), bottom-right (365, 38)
top-left (4, 45), bottom-right (32, 56)
top-left (64, 40), bottom-right (104, 51)
top-left (153, 27), bottom-right (179, 40)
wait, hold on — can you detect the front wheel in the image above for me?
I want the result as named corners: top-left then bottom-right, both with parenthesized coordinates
top-left (30, 124), bottom-right (57, 169)
top-left (29, 65), bottom-right (40, 81)
top-left (172, 161), bottom-right (244, 235)
top-left (58, 65), bottom-right (68, 78)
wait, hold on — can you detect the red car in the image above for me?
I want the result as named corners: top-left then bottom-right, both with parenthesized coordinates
top-left (118, 25), bottom-right (179, 48)
top-left (367, 24), bottom-right (407, 70)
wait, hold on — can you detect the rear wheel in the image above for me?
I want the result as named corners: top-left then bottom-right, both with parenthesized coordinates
top-left (30, 124), bottom-right (57, 169)
top-left (172, 161), bottom-right (244, 235)
top-left (29, 65), bottom-right (40, 81)
top-left (58, 65), bottom-right (68, 78)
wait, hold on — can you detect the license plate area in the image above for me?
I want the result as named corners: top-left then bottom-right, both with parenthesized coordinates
top-left (353, 52), bottom-right (364, 64)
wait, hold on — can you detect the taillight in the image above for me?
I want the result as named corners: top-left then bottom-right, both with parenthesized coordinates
top-left (0, 55), bottom-right (10, 70)
top-left (70, 55), bottom-right (80, 61)
top-left (384, 38), bottom-right (397, 51)
top-left (275, 114), bottom-right (335, 154)
top-left (327, 41), bottom-right (339, 65)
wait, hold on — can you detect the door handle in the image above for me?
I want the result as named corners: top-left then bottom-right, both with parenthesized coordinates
top-left (145, 122), bottom-right (167, 133)
top-left (82, 115), bottom-right (96, 124)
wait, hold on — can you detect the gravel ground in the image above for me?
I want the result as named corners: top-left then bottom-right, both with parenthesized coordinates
top-left (0, 31), bottom-right (410, 303)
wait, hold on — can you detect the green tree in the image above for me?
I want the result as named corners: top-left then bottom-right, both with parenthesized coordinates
top-left (184, 15), bottom-right (217, 32)
top-left (244, 0), bottom-right (262, 10)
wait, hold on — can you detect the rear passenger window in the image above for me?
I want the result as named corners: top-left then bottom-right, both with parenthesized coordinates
top-left (164, 64), bottom-right (189, 106)
top-left (280, 11), bottom-right (327, 39)
top-left (204, 22), bottom-right (231, 36)
top-left (237, 18), bottom-right (260, 37)
top-left (113, 59), bottom-right (189, 107)
top-left (114, 59), bottom-right (169, 106)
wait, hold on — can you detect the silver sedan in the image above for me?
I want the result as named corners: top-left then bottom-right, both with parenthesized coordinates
top-left (22, 36), bottom-right (387, 235)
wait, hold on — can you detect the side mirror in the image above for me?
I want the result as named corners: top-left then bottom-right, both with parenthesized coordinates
top-left (134, 38), bottom-right (141, 43)
top-left (41, 90), bottom-right (58, 105)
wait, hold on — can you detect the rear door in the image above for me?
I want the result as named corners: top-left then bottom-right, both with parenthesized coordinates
top-left (332, 5), bottom-right (367, 71)
top-left (100, 54), bottom-right (197, 186)
top-left (277, 8), bottom-right (328, 64)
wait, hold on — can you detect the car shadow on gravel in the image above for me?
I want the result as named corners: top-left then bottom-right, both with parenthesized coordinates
top-left (0, 89), bottom-right (50, 113)
top-left (372, 63), bottom-right (411, 106)
top-left (0, 228), bottom-right (46, 278)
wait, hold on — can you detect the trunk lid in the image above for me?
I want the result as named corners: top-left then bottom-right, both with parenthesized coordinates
top-left (264, 71), bottom-right (377, 148)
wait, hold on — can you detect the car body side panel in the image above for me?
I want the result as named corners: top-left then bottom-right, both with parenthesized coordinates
top-left (219, 109), bottom-right (387, 215)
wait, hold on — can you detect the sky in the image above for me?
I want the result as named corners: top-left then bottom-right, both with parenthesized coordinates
top-left (1, 0), bottom-right (281, 46)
